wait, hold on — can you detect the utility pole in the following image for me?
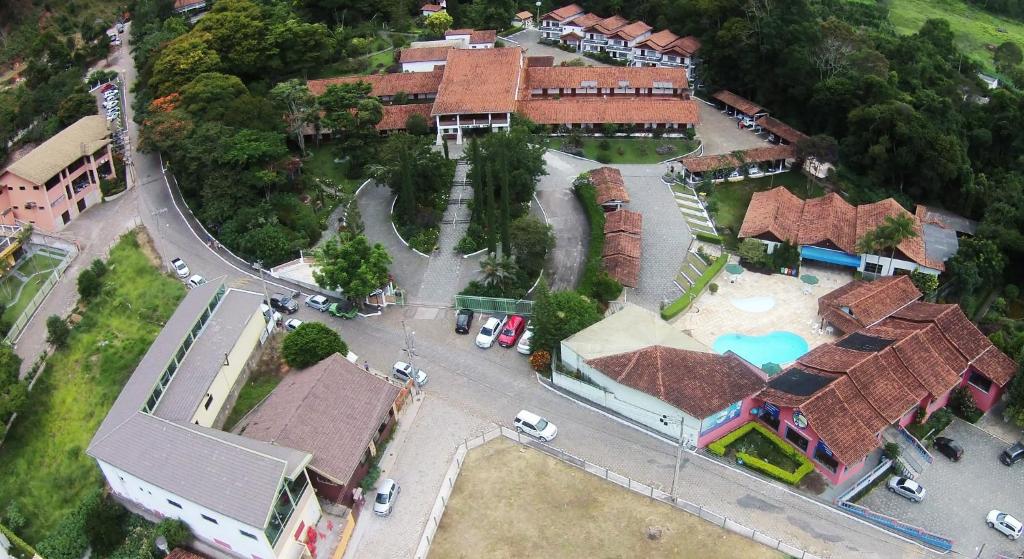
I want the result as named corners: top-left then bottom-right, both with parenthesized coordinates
top-left (401, 320), bottom-right (419, 396)
top-left (661, 414), bottom-right (688, 496)
top-left (254, 260), bottom-right (271, 309)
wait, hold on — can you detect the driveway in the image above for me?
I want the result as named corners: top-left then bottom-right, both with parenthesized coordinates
top-left (537, 151), bottom-right (595, 291)
top-left (694, 100), bottom-right (769, 156)
top-left (501, 28), bottom-right (607, 66)
top-left (860, 418), bottom-right (1024, 557)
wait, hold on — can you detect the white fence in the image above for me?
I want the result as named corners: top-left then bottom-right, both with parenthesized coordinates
top-left (413, 426), bottom-right (823, 559)
top-left (4, 242), bottom-right (79, 345)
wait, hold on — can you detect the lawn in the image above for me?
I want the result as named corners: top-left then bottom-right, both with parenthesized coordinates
top-left (224, 339), bottom-right (286, 430)
top-left (362, 49), bottom-right (395, 75)
top-left (430, 437), bottom-right (783, 559)
top-left (0, 253), bottom-right (63, 324)
top-left (703, 172), bottom-right (823, 248)
top-left (0, 232), bottom-right (184, 544)
top-left (548, 136), bottom-right (699, 164)
top-left (728, 429), bottom-right (803, 474)
top-left (302, 148), bottom-right (362, 195)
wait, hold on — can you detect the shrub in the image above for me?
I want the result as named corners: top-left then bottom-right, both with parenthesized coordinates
top-left (910, 269), bottom-right (939, 299)
top-left (46, 315), bottom-right (70, 348)
top-left (695, 231), bottom-right (723, 244)
top-left (282, 322), bottom-right (348, 369)
top-left (949, 385), bottom-right (982, 422)
top-left (77, 268), bottom-right (102, 300)
top-left (360, 465), bottom-right (382, 491)
top-left (573, 180), bottom-right (610, 299)
top-left (90, 259), bottom-right (108, 279)
top-left (592, 272), bottom-right (623, 302)
top-left (597, 138), bottom-right (611, 151)
top-left (1005, 284), bottom-right (1020, 301)
top-left (655, 144), bottom-right (676, 155)
top-left (409, 228), bottom-right (439, 253)
top-left (155, 519), bottom-right (192, 550)
top-left (3, 503), bottom-right (25, 531)
top-left (455, 234), bottom-right (480, 254)
top-left (616, 146), bottom-right (625, 156)
top-left (529, 350), bottom-right (551, 372)
top-left (883, 442), bottom-right (901, 460)
top-left (708, 423), bottom-right (814, 485)
top-left (661, 256), bottom-right (727, 319)
top-left (83, 496), bottom-right (128, 556)
top-left (595, 152), bottom-right (613, 164)
top-left (708, 282), bottom-right (719, 294)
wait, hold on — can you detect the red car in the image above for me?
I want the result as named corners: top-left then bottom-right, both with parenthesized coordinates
top-left (497, 315), bottom-right (527, 347)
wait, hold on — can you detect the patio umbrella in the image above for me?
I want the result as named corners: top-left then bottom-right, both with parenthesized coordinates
top-left (761, 362), bottom-right (782, 376)
top-left (800, 274), bottom-right (819, 285)
top-left (725, 263), bottom-right (744, 275)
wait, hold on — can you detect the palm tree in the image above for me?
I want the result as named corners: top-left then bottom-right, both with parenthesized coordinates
top-left (479, 253), bottom-right (517, 289)
top-left (857, 214), bottom-right (918, 275)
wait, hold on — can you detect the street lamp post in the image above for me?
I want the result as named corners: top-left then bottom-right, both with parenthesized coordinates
top-left (659, 414), bottom-right (689, 496)
top-left (401, 320), bottom-right (419, 396)
top-left (254, 260), bottom-right (271, 309)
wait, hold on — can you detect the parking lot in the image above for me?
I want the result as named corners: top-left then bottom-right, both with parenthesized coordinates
top-left (859, 418), bottom-right (1024, 556)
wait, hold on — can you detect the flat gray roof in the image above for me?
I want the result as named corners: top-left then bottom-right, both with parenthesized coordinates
top-left (923, 223), bottom-right (960, 263)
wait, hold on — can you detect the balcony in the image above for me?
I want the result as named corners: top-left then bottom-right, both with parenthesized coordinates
top-left (633, 53), bottom-right (662, 62)
top-left (605, 43), bottom-right (631, 53)
top-left (71, 175), bottom-right (92, 195)
top-left (582, 37), bottom-right (608, 46)
top-left (438, 117), bottom-right (509, 128)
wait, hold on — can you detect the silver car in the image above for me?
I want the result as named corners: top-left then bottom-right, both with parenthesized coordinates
top-left (373, 479), bottom-right (400, 516)
top-left (886, 476), bottom-right (925, 503)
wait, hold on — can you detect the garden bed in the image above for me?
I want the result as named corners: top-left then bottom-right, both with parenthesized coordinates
top-left (708, 422), bottom-right (814, 486)
top-left (550, 136), bottom-right (698, 164)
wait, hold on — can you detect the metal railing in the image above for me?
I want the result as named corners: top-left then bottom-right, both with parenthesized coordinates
top-left (837, 501), bottom-right (953, 552)
top-left (453, 295), bottom-right (533, 316)
top-left (4, 242), bottom-right (79, 344)
top-left (414, 426), bottom-right (824, 559)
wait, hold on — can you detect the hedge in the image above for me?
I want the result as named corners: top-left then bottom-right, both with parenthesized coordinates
top-left (695, 231), bottom-right (723, 244)
top-left (573, 179), bottom-right (621, 299)
top-left (707, 422), bottom-right (815, 485)
top-left (661, 255), bottom-right (727, 319)
top-left (0, 523), bottom-right (38, 559)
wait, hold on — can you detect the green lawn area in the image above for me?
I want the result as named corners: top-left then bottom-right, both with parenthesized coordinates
top-left (729, 428), bottom-right (803, 473)
top-left (0, 253), bottom-right (63, 325)
top-left (225, 369), bottom-right (284, 430)
top-left (703, 172), bottom-right (823, 248)
top-left (303, 148), bottom-right (362, 195)
top-left (0, 232), bottom-right (184, 544)
top-left (548, 137), bottom-right (699, 164)
top-left (363, 49), bottom-right (395, 75)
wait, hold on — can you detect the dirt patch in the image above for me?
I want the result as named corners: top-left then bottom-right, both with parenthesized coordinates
top-left (430, 438), bottom-right (783, 559)
top-left (134, 228), bottom-right (162, 268)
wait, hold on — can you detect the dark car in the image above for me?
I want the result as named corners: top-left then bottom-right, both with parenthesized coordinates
top-left (455, 309), bottom-right (474, 334)
top-left (1000, 441), bottom-right (1024, 466)
top-left (268, 293), bottom-right (298, 314)
top-left (933, 436), bottom-right (963, 462)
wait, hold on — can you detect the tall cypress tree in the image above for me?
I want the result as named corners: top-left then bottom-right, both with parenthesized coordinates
top-left (484, 166), bottom-right (497, 255)
top-left (397, 152), bottom-right (416, 224)
top-left (498, 152), bottom-right (512, 256)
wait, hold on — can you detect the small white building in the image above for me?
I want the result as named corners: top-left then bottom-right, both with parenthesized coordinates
top-left (444, 29), bottom-right (496, 49)
top-left (399, 46), bottom-right (451, 73)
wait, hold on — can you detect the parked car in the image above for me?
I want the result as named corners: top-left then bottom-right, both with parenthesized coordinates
top-left (1000, 441), bottom-right (1024, 466)
top-left (497, 315), bottom-right (527, 348)
top-left (284, 318), bottom-right (303, 332)
top-left (454, 308), bottom-right (474, 334)
top-left (259, 303), bottom-right (282, 324)
top-left (186, 274), bottom-right (206, 288)
top-left (305, 294), bottom-right (331, 312)
top-left (106, 113), bottom-right (120, 121)
top-left (170, 258), bottom-right (189, 278)
top-left (392, 361), bottom-right (428, 386)
top-left (327, 300), bottom-right (358, 319)
top-left (268, 293), bottom-right (298, 314)
top-left (475, 314), bottom-right (507, 349)
top-left (933, 437), bottom-right (963, 462)
top-left (886, 476), bottom-right (926, 503)
top-left (514, 410), bottom-right (557, 442)
top-left (104, 90), bottom-right (119, 99)
top-left (373, 479), bottom-right (400, 516)
top-left (987, 510), bottom-right (1023, 540)
top-left (516, 325), bottom-right (534, 355)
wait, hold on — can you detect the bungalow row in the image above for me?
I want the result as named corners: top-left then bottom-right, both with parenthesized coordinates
top-left (677, 145), bottom-right (794, 185)
top-left (712, 90), bottom-right (808, 146)
top-left (540, 4), bottom-right (700, 75)
top-left (603, 209), bottom-right (643, 288)
top-left (737, 186), bottom-right (944, 277)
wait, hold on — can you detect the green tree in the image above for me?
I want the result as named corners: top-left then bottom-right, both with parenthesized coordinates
top-left (508, 216), bottom-right (554, 277)
top-left (83, 496), bottom-right (127, 556)
top-left (530, 281), bottom-right (602, 354)
top-left (46, 315), bottom-right (70, 348)
top-left (317, 82), bottom-right (383, 172)
top-left (149, 33), bottom-right (222, 97)
top-left (77, 268), bottom-right (102, 300)
top-left (0, 345), bottom-right (26, 422)
top-left (738, 238), bottom-right (769, 267)
top-left (948, 237), bottom-right (1006, 297)
top-left (994, 41), bottom-right (1023, 73)
top-left (155, 519), bottom-right (192, 550)
top-left (270, 79), bottom-right (316, 155)
top-left (192, 0), bottom-right (272, 78)
top-left (478, 253), bottom-right (518, 290)
top-left (860, 214), bottom-right (918, 272)
top-left (424, 11), bottom-right (454, 36)
top-left (56, 93), bottom-right (98, 127)
top-left (282, 322), bottom-right (348, 368)
top-left (180, 72), bottom-right (248, 122)
top-left (405, 112), bottom-right (430, 136)
top-left (313, 234), bottom-right (391, 300)
top-left (910, 269), bottom-right (939, 299)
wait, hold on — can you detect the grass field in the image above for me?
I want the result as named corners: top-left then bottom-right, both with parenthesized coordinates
top-left (303, 148), bottom-right (362, 194)
top-left (430, 438), bottom-right (783, 559)
top-left (549, 137), bottom-right (699, 164)
top-left (704, 172), bottom-right (822, 248)
top-left (0, 253), bottom-right (63, 324)
top-left (0, 232), bottom-right (184, 544)
top-left (224, 339), bottom-right (286, 430)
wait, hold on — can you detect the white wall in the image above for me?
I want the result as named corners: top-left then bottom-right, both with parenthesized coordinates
top-left (272, 480), bottom-right (322, 559)
top-left (859, 254), bottom-right (940, 277)
top-left (401, 60), bottom-right (445, 73)
top-left (191, 310), bottom-right (266, 426)
top-left (99, 460), bottom-right (275, 559)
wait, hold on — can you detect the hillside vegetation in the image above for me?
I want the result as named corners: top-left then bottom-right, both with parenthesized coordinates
top-left (0, 0), bottom-right (123, 69)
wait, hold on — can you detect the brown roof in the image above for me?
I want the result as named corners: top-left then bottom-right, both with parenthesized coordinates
top-left (446, 28), bottom-right (474, 36)
top-left (167, 549), bottom-right (207, 559)
top-left (711, 90), bottom-right (764, 116)
top-left (637, 29), bottom-right (679, 51)
top-left (518, 98), bottom-right (699, 125)
top-left (422, 3), bottom-right (443, 12)
top-left (568, 13), bottom-right (602, 29)
top-left (603, 232), bottom-right (641, 259)
top-left (237, 353), bottom-right (402, 484)
top-left (670, 36), bottom-right (701, 55)
top-left (799, 377), bottom-right (883, 464)
top-left (542, 3), bottom-right (584, 21)
top-left (590, 15), bottom-right (629, 35)
top-left (736, 187), bottom-right (803, 244)
top-left (587, 346), bottom-right (765, 418)
top-left (526, 56), bottom-right (555, 67)
top-left (604, 209), bottom-right (643, 235)
top-left (602, 254), bottom-right (640, 287)
top-left (377, 104), bottom-right (435, 131)
top-left (515, 10), bottom-right (533, 19)
top-left (755, 116), bottom-right (807, 144)
top-left (678, 145), bottom-right (794, 173)
top-left (470, 30), bottom-right (497, 44)
top-left (399, 47), bottom-right (451, 64)
top-left (589, 166), bottom-right (629, 205)
top-left (818, 276), bottom-right (922, 331)
top-left (524, 66), bottom-right (688, 91)
top-left (856, 198), bottom-right (941, 270)
top-left (431, 48), bottom-right (522, 115)
top-left (308, 70), bottom-right (443, 97)
top-left (610, 21), bottom-right (652, 41)
top-left (800, 193), bottom-right (857, 251)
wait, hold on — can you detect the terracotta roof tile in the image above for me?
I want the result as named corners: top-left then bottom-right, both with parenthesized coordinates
top-left (377, 104), bottom-right (434, 131)
top-left (886, 326), bottom-right (962, 397)
top-left (589, 166), bottom-right (629, 205)
top-left (971, 347), bottom-right (1019, 387)
top-left (570, 13), bottom-right (603, 29)
top-left (797, 379), bottom-right (880, 464)
top-left (929, 304), bottom-right (992, 360)
top-left (603, 232), bottom-right (641, 258)
top-left (470, 30), bottom-right (497, 44)
top-left (590, 15), bottom-right (629, 35)
top-left (755, 116), bottom-right (808, 144)
top-left (515, 11), bottom-right (533, 19)
top-left (542, 4), bottom-right (584, 21)
top-left (856, 198), bottom-right (941, 270)
top-left (818, 276), bottom-right (922, 330)
top-left (518, 98), bottom-right (699, 125)
top-left (587, 346), bottom-right (765, 418)
top-left (846, 354), bottom-right (919, 422)
top-left (445, 28), bottom-right (474, 35)
top-left (431, 48), bottom-right (522, 115)
top-left (798, 343), bottom-right (878, 373)
top-left (524, 66), bottom-right (688, 91)
top-left (736, 186), bottom-right (803, 243)
top-left (526, 56), bottom-right (555, 67)
top-left (678, 145), bottom-right (794, 173)
top-left (821, 308), bottom-right (865, 335)
top-left (308, 70), bottom-right (442, 97)
top-left (711, 90), bottom-right (764, 116)
top-left (167, 549), bottom-right (207, 559)
top-left (798, 192), bottom-right (857, 252)
top-left (637, 29), bottom-right (679, 51)
top-left (833, 374), bottom-right (889, 433)
top-left (611, 21), bottom-right (652, 41)
top-left (604, 209), bottom-right (643, 235)
top-left (670, 36), bottom-right (701, 55)
top-left (602, 254), bottom-right (640, 287)
top-left (421, 4), bottom-right (443, 12)
top-left (399, 47), bottom-right (451, 63)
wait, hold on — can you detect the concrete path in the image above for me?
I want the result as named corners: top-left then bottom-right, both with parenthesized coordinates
top-left (414, 161), bottom-right (479, 306)
top-left (502, 28), bottom-right (608, 67)
top-left (695, 101), bottom-right (769, 156)
top-left (536, 152), bottom-right (595, 291)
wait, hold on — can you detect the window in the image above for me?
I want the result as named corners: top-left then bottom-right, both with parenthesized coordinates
top-left (863, 262), bottom-right (883, 274)
top-left (33, 186), bottom-right (39, 190)
top-left (968, 371), bottom-right (993, 393)
top-left (18, 186), bottom-right (25, 191)
top-left (813, 444), bottom-right (839, 473)
top-left (785, 426), bottom-right (809, 452)
top-left (201, 514), bottom-right (219, 524)
top-left (239, 530), bottom-right (258, 540)
top-left (204, 394), bottom-right (214, 410)
top-left (758, 409), bottom-right (780, 431)
top-left (167, 499), bottom-right (182, 508)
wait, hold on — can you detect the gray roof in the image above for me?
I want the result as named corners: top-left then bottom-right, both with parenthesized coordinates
top-left (562, 303), bottom-right (707, 361)
top-left (154, 289), bottom-right (265, 421)
top-left (4, 116), bottom-right (110, 184)
top-left (917, 205), bottom-right (977, 264)
top-left (237, 353), bottom-right (401, 483)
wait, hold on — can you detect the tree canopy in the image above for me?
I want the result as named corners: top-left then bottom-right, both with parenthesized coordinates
top-left (281, 322), bottom-right (348, 369)
top-left (530, 281), bottom-right (603, 355)
top-left (313, 234), bottom-right (392, 300)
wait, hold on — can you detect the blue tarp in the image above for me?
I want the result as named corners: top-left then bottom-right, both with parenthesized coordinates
top-left (800, 245), bottom-right (862, 268)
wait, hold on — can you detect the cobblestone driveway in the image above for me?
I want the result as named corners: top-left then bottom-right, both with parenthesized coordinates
top-left (860, 418), bottom-right (1024, 557)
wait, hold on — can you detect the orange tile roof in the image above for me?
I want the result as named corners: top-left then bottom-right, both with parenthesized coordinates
top-left (568, 13), bottom-right (602, 28)
top-left (589, 166), bottom-right (629, 205)
top-left (515, 10), bottom-right (533, 19)
top-left (590, 15), bottom-right (629, 35)
top-left (421, 3), bottom-right (443, 12)
top-left (799, 192), bottom-right (856, 252)
top-left (399, 47), bottom-right (451, 64)
top-left (542, 3), bottom-right (584, 21)
top-left (668, 35), bottom-right (701, 55)
top-left (377, 104), bottom-right (434, 131)
top-left (524, 66), bottom-right (688, 91)
top-left (736, 186), bottom-right (803, 244)
top-left (604, 209), bottom-right (643, 235)
top-left (611, 21), bottom-right (652, 41)
top-left (431, 48), bottom-right (522, 115)
top-left (526, 56), bottom-right (555, 67)
top-left (518, 98), bottom-right (699, 125)
top-left (678, 145), bottom-right (794, 173)
top-left (637, 29), bottom-right (680, 51)
top-left (856, 198), bottom-right (941, 270)
top-left (308, 70), bottom-right (442, 97)
top-left (755, 116), bottom-right (807, 144)
top-left (818, 276), bottom-right (921, 331)
top-left (602, 254), bottom-right (640, 287)
top-left (470, 30), bottom-right (497, 44)
top-left (711, 90), bottom-right (764, 116)
top-left (446, 29), bottom-right (474, 35)
top-left (603, 232), bottom-right (641, 259)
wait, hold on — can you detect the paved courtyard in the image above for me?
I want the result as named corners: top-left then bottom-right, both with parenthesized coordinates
top-left (859, 418), bottom-right (1024, 557)
top-left (501, 28), bottom-right (607, 66)
top-left (694, 100), bottom-right (770, 156)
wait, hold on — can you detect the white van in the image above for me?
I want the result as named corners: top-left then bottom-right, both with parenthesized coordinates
top-left (513, 410), bottom-right (557, 442)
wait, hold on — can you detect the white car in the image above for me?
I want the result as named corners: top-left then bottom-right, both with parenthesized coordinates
top-left (475, 315), bottom-right (506, 349)
top-left (886, 476), bottom-right (925, 503)
top-left (373, 479), bottom-right (400, 516)
top-left (987, 510), bottom-right (1023, 540)
top-left (186, 274), bottom-right (206, 288)
top-left (392, 361), bottom-right (427, 386)
top-left (514, 410), bottom-right (557, 442)
top-left (171, 258), bottom-right (189, 278)
top-left (305, 294), bottom-right (330, 311)
top-left (259, 303), bottom-right (282, 324)
top-left (516, 326), bottom-right (534, 355)
top-left (284, 318), bottom-right (303, 332)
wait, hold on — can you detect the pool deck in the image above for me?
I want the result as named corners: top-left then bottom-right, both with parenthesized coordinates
top-left (672, 260), bottom-right (850, 357)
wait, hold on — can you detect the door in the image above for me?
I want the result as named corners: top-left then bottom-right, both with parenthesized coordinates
top-left (77, 198), bottom-right (87, 212)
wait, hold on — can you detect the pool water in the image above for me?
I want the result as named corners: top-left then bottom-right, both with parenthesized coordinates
top-left (713, 331), bottom-right (809, 368)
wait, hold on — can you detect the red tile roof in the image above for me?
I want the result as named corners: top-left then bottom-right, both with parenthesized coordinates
top-left (603, 232), bottom-right (641, 259)
top-left (568, 13), bottom-right (602, 29)
top-left (399, 47), bottom-right (452, 64)
top-left (542, 3), bottom-right (584, 21)
top-left (711, 90), bottom-right (764, 116)
top-left (670, 36), bottom-right (701, 55)
top-left (589, 166), bottom-right (629, 205)
top-left (446, 28), bottom-right (474, 36)
top-left (431, 48), bottom-right (523, 115)
top-left (524, 66), bottom-right (688, 91)
top-left (856, 198), bottom-right (940, 269)
top-left (799, 193), bottom-right (856, 251)
top-left (793, 378), bottom-right (881, 464)
top-left (604, 209), bottom-right (643, 235)
top-left (167, 549), bottom-right (207, 559)
top-left (755, 116), bottom-right (807, 144)
top-left (818, 276), bottom-right (922, 331)
top-left (637, 29), bottom-right (679, 51)
top-left (736, 186), bottom-right (803, 244)
top-left (518, 98), bottom-right (698, 125)
top-left (526, 56), bottom-right (555, 67)
top-left (678, 145), bottom-right (794, 173)
top-left (421, 3), bottom-right (443, 12)
top-left (587, 346), bottom-right (766, 418)
top-left (610, 21), bottom-right (652, 41)
top-left (590, 15), bottom-right (629, 35)
top-left (377, 104), bottom-right (434, 131)
top-left (515, 10), bottom-right (533, 19)
top-left (470, 30), bottom-right (497, 44)
top-left (308, 70), bottom-right (442, 97)
top-left (602, 254), bottom-right (640, 287)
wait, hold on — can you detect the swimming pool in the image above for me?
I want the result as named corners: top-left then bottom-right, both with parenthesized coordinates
top-left (712, 331), bottom-right (809, 368)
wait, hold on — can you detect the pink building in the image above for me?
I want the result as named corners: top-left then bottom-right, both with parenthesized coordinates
top-left (0, 116), bottom-right (115, 232)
